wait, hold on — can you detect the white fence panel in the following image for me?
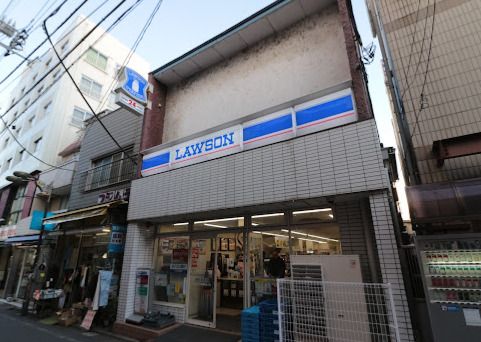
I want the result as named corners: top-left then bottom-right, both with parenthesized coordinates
top-left (277, 279), bottom-right (400, 342)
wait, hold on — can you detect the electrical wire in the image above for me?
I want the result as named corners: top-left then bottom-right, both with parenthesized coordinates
top-left (26, 0), bottom-right (65, 33)
top-left (0, 0), bottom-right (142, 170)
top-left (96, 0), bottom-right (162, 112)
top-left (0, 0), bottom-right (108, 96)
top-left (0, 0), bottom-right (128, 121)
top-left (401, 0), bottom-right (431, 99)
top-left (410, 0), bottom-right (436, 138)
top-left (1, 0), bottom-right (16, 16)
top-left (0, 0), bottom-right (86, 87)
top-left (0, 0), bottom-right (143, 136)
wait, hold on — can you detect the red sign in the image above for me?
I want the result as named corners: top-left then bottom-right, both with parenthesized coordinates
top-left (80, 310), bottom-right (97, 330)
top-left (172, 248), bottom-right (189, 263)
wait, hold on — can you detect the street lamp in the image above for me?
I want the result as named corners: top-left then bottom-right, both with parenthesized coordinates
top-left (5, 171), bottom-right (50, 316)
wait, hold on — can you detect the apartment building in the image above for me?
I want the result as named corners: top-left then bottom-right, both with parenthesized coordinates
top-left (0, 15), bottom-right (149, 191)
top-left (367, 1), bottom-right (481, 341)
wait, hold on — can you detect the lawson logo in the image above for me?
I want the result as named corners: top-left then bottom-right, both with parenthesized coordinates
top-left (141, 88), bottom-right (357, 177)
top-left (174, 132), bottom-right (237, 162)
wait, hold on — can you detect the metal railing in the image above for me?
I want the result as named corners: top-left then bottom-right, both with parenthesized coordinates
top-left (83, 157), bottom-right (136, 191)
top-left (277, 279), bottom-right (400, 342)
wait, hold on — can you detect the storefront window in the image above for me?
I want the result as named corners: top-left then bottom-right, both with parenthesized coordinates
top-left (193, 217), bottom-right (244, 231)
top-left (251, 213), bottom-right (285, 226)
top-left (153, 236), bottom-right (189, 304)
top-left (292, 208), bottom-right (334, 224)
top-left (157, 222), bottom-right (189, 234)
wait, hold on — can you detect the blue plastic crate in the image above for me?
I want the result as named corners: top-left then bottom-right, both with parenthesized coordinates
top-left (259, 299), bottom-right (278, 315)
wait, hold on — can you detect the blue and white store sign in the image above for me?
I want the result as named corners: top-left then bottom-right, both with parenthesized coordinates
top-left (117, 67), bottom-right (148, 104)
top-left (141, 88), bottom-right (357, 177)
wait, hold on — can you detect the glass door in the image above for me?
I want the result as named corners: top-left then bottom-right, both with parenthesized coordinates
top-left (187, 235), bottom-right (217, 327)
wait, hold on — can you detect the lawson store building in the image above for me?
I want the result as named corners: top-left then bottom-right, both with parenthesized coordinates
top-left (116, 0), bottom-right (414, 340)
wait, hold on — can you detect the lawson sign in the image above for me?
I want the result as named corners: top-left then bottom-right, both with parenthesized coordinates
top-left (141, 88), bottom-right (357, 176)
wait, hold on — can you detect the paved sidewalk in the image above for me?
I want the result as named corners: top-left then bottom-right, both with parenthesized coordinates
top-left (0, 302), bottom-right (122, 342)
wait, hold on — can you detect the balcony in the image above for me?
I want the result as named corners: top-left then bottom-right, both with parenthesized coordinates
top-left (39, 157), bottom-right (78, 195)
top-left (83, 157), bottom-right (136, 191)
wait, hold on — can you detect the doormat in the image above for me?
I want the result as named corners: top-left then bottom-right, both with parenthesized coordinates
top-left (216, 308), bottom-right (241, 316)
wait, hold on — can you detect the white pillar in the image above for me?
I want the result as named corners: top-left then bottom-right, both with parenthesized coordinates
top-left (116, 223), bottom-right (154, 322)
top-left (369, 191), bottom-right (414, 342)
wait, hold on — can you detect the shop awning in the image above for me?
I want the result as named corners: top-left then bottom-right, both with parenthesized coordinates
top-left (5, 234), bottom-right (40, 244)
top-left (43, 201), bottom-right (125, 225)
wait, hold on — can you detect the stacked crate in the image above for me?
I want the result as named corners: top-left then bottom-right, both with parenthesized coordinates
top-left (259, 299), bottom-right (280, 342)
top-left (242, 305), bottom-right (260, 342)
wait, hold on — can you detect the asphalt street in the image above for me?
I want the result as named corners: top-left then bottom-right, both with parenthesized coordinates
top-left (0, 303), bottom-right (122, 342)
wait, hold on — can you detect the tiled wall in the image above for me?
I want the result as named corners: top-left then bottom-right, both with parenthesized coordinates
top-left (374, 0), bottom-right (481, 183)
top-left (116, 223), bottom-right (155, 322)
top-left (129, 119), bottom-right (390, 221)
top-left (370, 192), bottom-right (414, 342)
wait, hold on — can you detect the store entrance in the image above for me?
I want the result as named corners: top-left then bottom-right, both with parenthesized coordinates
top-left (187, 232), bottom-right (244, 332)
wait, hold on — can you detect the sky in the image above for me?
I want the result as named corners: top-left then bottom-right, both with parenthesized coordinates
top-left (0, 0), bottom-right (410, 219)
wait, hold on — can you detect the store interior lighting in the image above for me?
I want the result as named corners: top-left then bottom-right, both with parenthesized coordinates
top-left (252, 213), bottom-right (284, 218)
top-left (102, 228), bottom-right (111, 232)
top-left (253, 231), bottom-right (289, 238)
top-left (203, 223), bottom-right (228, 229)
top-left (298, 237), bottom-right (327, 244)
top-left (293, 208), bottom-right (332, 215)
top-left (195, 217), bottom-right (243, 224)
top-left (173, 222), bottom-right (188, 226)
top-left (281, 229), bottom-right (339, 242)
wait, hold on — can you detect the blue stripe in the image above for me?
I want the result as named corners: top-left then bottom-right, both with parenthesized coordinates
top-left (142, 152), bottom-right (170, 170)
top-left (295, 95), bottom-right (353, 126)
top-left (243, 113), bottom-right (292, 142)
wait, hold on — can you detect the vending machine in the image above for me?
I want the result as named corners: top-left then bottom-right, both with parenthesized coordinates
top-left (416, 234), bottom-right (481, 342)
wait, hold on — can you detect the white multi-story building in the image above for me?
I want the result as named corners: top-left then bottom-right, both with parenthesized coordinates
top-left (0, 15), bottom-right (150, 189)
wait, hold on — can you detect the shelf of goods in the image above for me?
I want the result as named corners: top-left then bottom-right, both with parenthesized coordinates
top-left (422, 250), bottom-right (481, 306)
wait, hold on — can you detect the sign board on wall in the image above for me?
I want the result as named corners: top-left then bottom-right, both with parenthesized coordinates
top-left (108, 224), bottom-right (127, 253)
top-left (97, 188), bottom-right (130, 204)
top-left (141, 88), bottom-right (357, 177)
top-left (0, 226), bottom-right (16, 240)
top-left (115, 67), bottom-right (148, 116)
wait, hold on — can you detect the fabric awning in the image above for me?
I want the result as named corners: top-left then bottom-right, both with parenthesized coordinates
top-left (43, 200), bottom-right (125, 225)
top-left (5, 234), bottom-right (40, 244)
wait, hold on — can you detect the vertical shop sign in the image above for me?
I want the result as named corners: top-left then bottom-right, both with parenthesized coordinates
top-left (108, 225), bottom-right (127, 253)
top-left (134, 269), bottom-right (150, 314)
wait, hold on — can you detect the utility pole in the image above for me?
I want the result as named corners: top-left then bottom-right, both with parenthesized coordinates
top-left (0, 17), bottom-right (30, 60)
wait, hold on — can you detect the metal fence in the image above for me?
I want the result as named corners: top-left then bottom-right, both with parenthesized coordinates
top-left (83, 157), bottom-right (136, 191)
top-left (277, 279), bottom-right (400, 342)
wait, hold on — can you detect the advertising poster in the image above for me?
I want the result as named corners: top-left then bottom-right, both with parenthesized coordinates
top-left (108, 225), bottom-right (127, 253)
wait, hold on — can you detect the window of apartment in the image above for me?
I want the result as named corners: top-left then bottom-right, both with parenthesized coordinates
top-left (71, 106), bottom-right (93, 127)
top-left (44, 101), bottom-right (52, 116)
top-left (24, 98), bottom-right (30, 107)
top-left (108, 92), bottom-right (118, 108)
top-left (21, 87), bottom-right (26, 95)
top-left (33, 137), bottom-right (43, 153)
top-left (37, 85), bottom-right (44, 94)
top-left (84, 47), bottom-right (108, 71)
top-left (7, 185), bottom-right (27, 225)
top-left (13, 111), bottom-right (18, 119)
top-left (4, 137), bottom-right (9, 148)
top-left (61, 40), bottom-right (69, 52)
top-left (11, 97), bottom-right (16, 105)
top-left (86, 149), bottom-right (134, 190)
top-left (32, 73), bottom-right (38, 82)
top-left (6, 157), bottom-right (12, 170)
top-left (16, 126), bottom-right (21, 136)
top-left (79, 75), bottom-right (102, 99)
top-left (17, 149), bottom-right (27, 163)
top-left (45, 57), bottom-right (52, 67)
top-left (52, 68), bottom-right (60, 79)
top-left (27, 115), bottom-right (35, 129)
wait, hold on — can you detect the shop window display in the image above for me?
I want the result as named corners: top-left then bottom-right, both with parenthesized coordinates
top-left (153, 237), bottom-right (189, 304)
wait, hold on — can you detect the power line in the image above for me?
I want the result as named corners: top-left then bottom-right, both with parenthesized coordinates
top-left (0, 0), bottom-right (128, 121)
top-left (0, 0), bottom-right (143, 137)
top-left (96, 0), bottom-right (162, 112)
top-left (410, 0), bottom-right (436, 138)
top-left (401, 0), bottom-right (431, 100)
top-left (0, 0), bottom-right (108, 96)
top-left (43, 3), bottom-right (138, 166)
top-left (0, 0), bottom-right (86, 86)
top-left (26, 0), bottom-right (64, 33)
top-left (0, 0), bottom-right (143, 170)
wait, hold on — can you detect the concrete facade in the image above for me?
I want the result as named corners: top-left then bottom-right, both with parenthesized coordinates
top-left (162, 4), bottom-right (350, 143)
